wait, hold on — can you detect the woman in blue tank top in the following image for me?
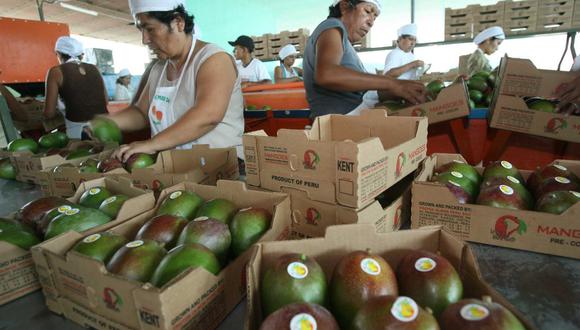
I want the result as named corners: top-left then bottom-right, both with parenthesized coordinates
top-left (274, 44), bottom-right (303, 83)
top-left (303, 0), bottom-right (427, 117)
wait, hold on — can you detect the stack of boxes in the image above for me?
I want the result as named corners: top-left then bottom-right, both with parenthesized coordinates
top-left (445, 0), bottom-right (580, 40)
top-left (251, 29), bottom-right (310, 61)
top-left (243, 109), bottom-right (429, 239)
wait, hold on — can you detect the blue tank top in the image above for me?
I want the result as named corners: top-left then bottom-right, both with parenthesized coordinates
top-left (303, 18), bottom-right (366, 117)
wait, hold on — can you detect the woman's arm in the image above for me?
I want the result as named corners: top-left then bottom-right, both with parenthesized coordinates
top-left (105, 81), bottom-right (151, 132)
top-left (115, 52), bottom-right (237, 161)
top-left (296, 67), bottom-right (303, 77)
top-left (385, 60), bottom-right (424, 78)
top-left (315, 28), bottom-right (426, 104)
top-left (274, 66), bottom-right (302, 84)
top-left (43, 67), bottom-right (62, 119)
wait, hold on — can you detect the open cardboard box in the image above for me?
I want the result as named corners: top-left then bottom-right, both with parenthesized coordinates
top-left (285, 167), bottom-right (416, 239)
top-left (489, 56), bottom-right (580, 143)
top-left (376, 80), bottom-right (471, 124)
top-left (9, 99), bottom-right (64, 132)
top-left (42, 145), bottom-right (239, 198)
top-left (411, 153), bottom-right (580, 259)
top-left (11, 140), bottom-right (117, 184)
top-left (244, 109), bottom-right (428, 209)
top-left (245, 224), bottom-right (533, 330)
top-left (0, 176), bottom-right (154, 306)
top-left (36, 180), bottom-right (291, 330)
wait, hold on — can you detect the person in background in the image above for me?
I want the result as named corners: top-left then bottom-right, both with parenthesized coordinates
top-left (303, 0), bottom-right (426, 117)
top-left (229, 35), bottom-right (271, 88)
top-left (274, 44), bottom-right (303, 83)
top-left (383, 23), bottom-right (424, 80)
top-left (104, 0), bottom-right (244, 164)
top-left (44, 36), bottom-right (108, 139)
top-left (557, 55), bottom-right (580, 115)
top-left (113, 69), bottom-right (133, 101)
top-left (467, 26), bottom-right (505, 77)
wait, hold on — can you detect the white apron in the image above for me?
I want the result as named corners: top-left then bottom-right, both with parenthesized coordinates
top-left (148, 36), bottom-right (197, 149)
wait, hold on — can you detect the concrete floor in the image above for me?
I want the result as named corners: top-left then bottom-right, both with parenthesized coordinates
top-left (0, 178), bottom-right (578, 330)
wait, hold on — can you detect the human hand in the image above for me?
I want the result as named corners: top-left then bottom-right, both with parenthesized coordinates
top-left (414, 60), bottom-right (425, 68)
top-left (556, 74), bottom-right (580, 114)
top-left (113, 140), bottom-right (159, 163)
top-left (388, 80), bottom-right (427, 105)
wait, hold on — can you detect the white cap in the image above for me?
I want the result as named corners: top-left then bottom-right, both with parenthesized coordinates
top-left (474, 26), bottom-right (505, 45)
top-left (279, 44), bottom-right (298, 60)
top-left (398, 23), bottom-right (417, 37)
top-left (129, 0), bottom-right (186, 16)
top-left (572, 55), bottom-right (580, 72)
top-left (117, 69), bottom-right (131, 78)
top-left (54, 36), bottom-right (84, 58)
top-left (332, 0), bottom-right (382, 14)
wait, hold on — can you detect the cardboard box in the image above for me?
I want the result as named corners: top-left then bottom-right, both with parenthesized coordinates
top-left (34, 180), bottom-right (291, 330)
top-left (411, 153), bottom-right (580, 259)
top-left (0, 177), bottom-right (154, 306)
top-left (489, 57), bottom-right (580, 143)
top-left (285, 168), bottom-right (415, 239)
top-left (243, 109), bottom-right (428, 209)
top-left (9, 99), bottom-right (65, 132)
top-left (43, 146), bottom-right (239, 198)
top-left (12, 141), bottom-right (117, 184)
top-left (377, 80), bottom-right (471, 124)
top-left (245, 224), bottom-right (533, 330)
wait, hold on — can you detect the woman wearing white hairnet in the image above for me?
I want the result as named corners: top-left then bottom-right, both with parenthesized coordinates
top-left (274, 44), bottom-right (303, 83)
top-left (113, 69), bottom-right (133, 101)
top-left (383, 23), bottom-right (424, 80)
top-left (102, 0), bottom-right (244, 165)
top-left (303, 0), bottom-right (426, 117)
top-left (467, 26), bottom-right (505, 76)
top-left (44, 36), bottom-right (108, 139)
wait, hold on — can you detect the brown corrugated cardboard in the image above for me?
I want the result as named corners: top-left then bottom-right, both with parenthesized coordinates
top-left (285, 168), bottom-right (415, 239)
top-left (245, 224), bottom-right (533, 330)
top-left (489, 56), bottom-right (579, 143)
top-left (377, 80), bottom-right (471, 124)
top-left (243, 109), bottom-right (428, 209)
top-left (411, 153), bottom-right (580, 259)
top-left (42, 146), bottom-right (239, 198)
top-left (1, 177), bottom-right (154, 307)
top-left (12, 141), bottom-right (117, 184)
top-left (37, 180), bottom-right (291, 330)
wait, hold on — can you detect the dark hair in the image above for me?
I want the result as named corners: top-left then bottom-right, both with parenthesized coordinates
top-left (116, 77), bottom-right (124, 84)
top-left (147, 5), bottom-right (195, 34)
top-left (328, 0), bottom-right (363, 18)
top-left (57, 52), bottom-right (71, 62)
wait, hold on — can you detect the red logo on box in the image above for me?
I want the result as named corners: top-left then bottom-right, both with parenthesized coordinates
top-left (492, 215), bottom-right (527, 241)
top-left (303, 150), bottom-right (320, 170)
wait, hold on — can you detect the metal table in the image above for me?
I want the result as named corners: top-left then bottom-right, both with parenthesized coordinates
top-left (0, 179), bottom-right (578, 330)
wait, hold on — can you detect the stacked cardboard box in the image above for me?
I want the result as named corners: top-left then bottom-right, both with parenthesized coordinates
top-left (445, 6), bottom-right (475, 40)
top-left (473, 2), bottom-right (506, 35)
top-left (411, 153), bottom-right (580, 259)
top-left (243, 109), bottom-right (428, 238)
top-left (0, 177), bottom-right (155, 306)
top-left (33, 181), bottom-right (291, 330)
top-left (536, 0), bottom-right (575, 31)
top-left (251, 35), bottom-right (269, 60)
top-left (251, 29), bottom-right (310, 61)
top-left (9, 99), bottom-right (64, 133)
top-left (504, 0), bottom-right (539, 35)
top-left (489, 56), bottom-right (580, 143)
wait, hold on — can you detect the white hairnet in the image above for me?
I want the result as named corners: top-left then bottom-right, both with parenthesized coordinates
top-left (55, 36), bottom-right (84, 58)
top-left (129, 0), bottom-right (186, 16)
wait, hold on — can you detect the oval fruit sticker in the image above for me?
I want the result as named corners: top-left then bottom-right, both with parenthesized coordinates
top-left (287, 262), bottom-right (308, 279)
top-left (451, 171), bottom-right (463, 178)
top-left (500, 161), bottom-right (513, 169)
top-left (453, 160), bottom-right (465, 164)
top-left (499, 185), bottom-right (514, 196)
top-left (391, 296), bottom-right (419, 322)
top-left (448, 180), bottom-right (461, 187)
top-left (507, 176), bottom-right (520, 184)
top-left (555, 176), bottom-right (571, 184)
top-left (89, 188), bottom-right (101, 195)
top-left (239, 207), bottom-right (252, 212)
top-left (83, 234), bottom-right (101, 243)
top-left (460, 303), bottom-right (490, 321)
top-left (126, 240), bottom-right (144, 248)
top-left (571, 191), bottom-right (580, 199)
top-left (102, 196), bottom-right (117, 205)
top-left (360, 258), bottom-right (381, 276)
top-left (57, 205), bottom-right (73, 213)
top-left (415, 257), bottom-right (437, 272)
top-left (65, 208), bottom-right (80, 216)
top-left (170, 191), bottom-right (182, 200)
top-left (554, 164), bottom-right (567, 171)
top-left (193, 216), bottom-right (209, 222)
top-left (290, 313), bottom-right (317, 330)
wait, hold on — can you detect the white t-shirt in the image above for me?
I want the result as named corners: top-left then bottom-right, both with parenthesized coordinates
top-left (237, 58), bottom-right (271, 83)
top-left (572, 55), bottom-right (580, 72)
top-left (383, 47), bottom-right (418, 80)
top-left (113, 84), bottom-right (133, 101)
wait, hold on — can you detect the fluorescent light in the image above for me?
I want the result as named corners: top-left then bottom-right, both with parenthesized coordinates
top-left (60, 2), bottom-right (99, 16)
